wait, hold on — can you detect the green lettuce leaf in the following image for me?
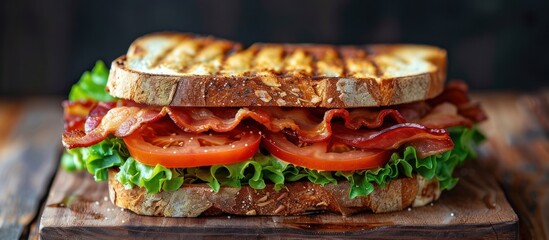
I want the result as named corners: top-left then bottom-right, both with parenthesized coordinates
top-left (69, 60), bottom-right (116, 102)
top-left (116, 157), bottom-right (184, 193)
top-left (62, 137), bottom-right (128, 181)
top-left (62, 137), bottom-right (184, 192)
top-left (61, 126), bottom-right (484, 198)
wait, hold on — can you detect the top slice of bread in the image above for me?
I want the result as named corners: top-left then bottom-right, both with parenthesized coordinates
top-left (107, 32), bottom-right (447, 108)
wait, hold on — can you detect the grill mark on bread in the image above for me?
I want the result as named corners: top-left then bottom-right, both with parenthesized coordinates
top-left (280, 48), bottom-right (288, 75)
top-left (218, 46), bottom-right (238, 80)
top-left (169, 39), bottom-right (214, 73)
top-left (284, 49), bottom-right (313, 76)
top-left (316, 48), bottom-right (344, 77)
top-left (221, 48), bottom-right (256, 76)
top-left (185, 41), bottom-right (227, 75)
top-left (337, 48), bottom-right (348, 77)
top-left (343, 48), bottom-right (377, 80)
top-left (184, 42), bottom-right (210, 74)
top-left (149, 45), bottom-right (178, 69)
top-left (252, 45), bottom-right (285, 75)
top-left (369, 59), bottom-right (383, 78)
top-left (363, 46), bottom-right (383, 78)
top-left (310, 50), bottom-right (319, 77)
top-left (147, 35), bottom-right (193, 68)
top-left (172, 39), bottom-right (204, 74)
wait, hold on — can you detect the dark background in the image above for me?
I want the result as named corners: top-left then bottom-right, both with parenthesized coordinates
top-left (1, 0), bottom-right (548, 97)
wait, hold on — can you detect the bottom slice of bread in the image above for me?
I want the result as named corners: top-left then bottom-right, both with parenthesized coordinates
top-left (108, 169), bottom-right (441, 217)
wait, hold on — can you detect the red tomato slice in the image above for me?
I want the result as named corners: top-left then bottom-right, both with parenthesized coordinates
top-left (123, 122), bottom-right (261, 168)
top-left (262, 131), bottom-right (391, 171)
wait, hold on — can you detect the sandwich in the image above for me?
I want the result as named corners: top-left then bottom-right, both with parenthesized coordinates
top-left (61, 32), bottom-right (486, 217)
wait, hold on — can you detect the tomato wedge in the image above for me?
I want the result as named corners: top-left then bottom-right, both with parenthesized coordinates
top-left (262, 131), bottom-right (391, 171)
top-left (123, 121), bottom-right (261, 168)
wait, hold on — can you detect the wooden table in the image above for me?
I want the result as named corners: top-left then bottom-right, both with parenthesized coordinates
top-left (1, 92), bottom-right (548, 239)
top-left (0, 98), bottom-right (62, 239)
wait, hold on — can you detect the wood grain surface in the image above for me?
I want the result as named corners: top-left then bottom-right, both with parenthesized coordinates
top-left (475, 91), bottom-right (549, 239)
top-left (0, 99), bottom-right (62, 239)
top-left (39, 162), bottom-right (517, 239)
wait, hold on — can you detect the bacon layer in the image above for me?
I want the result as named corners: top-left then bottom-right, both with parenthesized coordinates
top-left (332, 123), bottom-right (454, 159)
top-left (62, 82), bottom-right (486, 159)
top-left (167, 107), bottom-right (407, 143)
top-left (63, 106), bottom-right (407, 148)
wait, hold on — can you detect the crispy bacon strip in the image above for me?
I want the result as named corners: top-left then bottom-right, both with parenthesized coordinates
top-left (332, 123), bottom-right (454, 158)
top-left (62, 82), bottom-right (486, 153)
top-left (63, 107), bottom-right (165, 148)
top-left (167, 107), bottom-right (406, 143)
top-left (62, 106), bottom-right (406, 148)
top-left (332, 123), bottom-right (450, 147)
top-left (409, 138), bottom-right (455, 159)
top-left (85, 102), bottom-right (121, 132)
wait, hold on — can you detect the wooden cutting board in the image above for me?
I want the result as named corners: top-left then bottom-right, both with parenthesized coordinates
top-left (39, 162), bottom-right (518, 239)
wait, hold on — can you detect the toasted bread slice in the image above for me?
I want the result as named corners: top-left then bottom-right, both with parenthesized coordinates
top-left (108, 169), bottom-right (441, 217)
top-left (107, 32), bottom-right (447, 108)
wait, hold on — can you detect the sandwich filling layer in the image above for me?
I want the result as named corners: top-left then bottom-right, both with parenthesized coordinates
top-left (62, 61), bottom-right (485, 199)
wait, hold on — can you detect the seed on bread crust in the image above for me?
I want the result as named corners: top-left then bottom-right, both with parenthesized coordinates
top-left (255, 90), bottom-right (272, 102)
